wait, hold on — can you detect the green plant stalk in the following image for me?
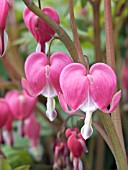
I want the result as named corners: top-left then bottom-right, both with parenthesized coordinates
top-left (104, 0), bottom-right (126, 160)
top-left (68, 0), bottom-right (87, 67)
top-left (22, 0), bottom-right (79, 62)
top-left (91, 0), bottom-right (102, 62)
top-left (99, 112), bottom-right (128, 170)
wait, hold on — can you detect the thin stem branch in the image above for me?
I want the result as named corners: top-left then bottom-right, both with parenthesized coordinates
top-left (68, 0), bottom-right (87, 67)
top-left (104, 0), bottom-right (115, 69)
top-left (38, 0), bottom-right (41, 9)
top-left (92, 121), bottom-right (113, 154)
top-left (104, 0), bottom-right (126, 159)
top-left (91, 0), bottom-right (102, 62)
top-left (22, 0), bottom-right (79, 62)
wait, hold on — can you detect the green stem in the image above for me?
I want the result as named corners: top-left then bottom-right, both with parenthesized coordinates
top-left (22, 0), bottom-right (79, 62)
top-left (99, 112), bottom-right (128, 170)
top-left (91, 0), bottom-right (102, 62)
top-left (68, 0), bottom-right (87, 67)
top-left (104, 0), bottom-right (126, 160)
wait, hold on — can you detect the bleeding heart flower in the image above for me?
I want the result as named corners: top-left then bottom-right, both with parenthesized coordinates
top-left (3, 114), bottom-right (14, 146)
top-left (23, 6), bottom-right (60, 52)
top-left (5, 89), bottom-right (37, 120)
top-left (59, 63), bottom-right (121, 140)
top-left (22, 52), bottom-right (72, 121)
top-left (0, 98), bottom-right (10, 144)
top-left (65, 128), bottom-right (79, 138)
top-left (67, 134), bottom-right (86, 158)
top-left (24, 114), bottom-right (41, 147)
top-left (0, 98), bottom-right (10, 128)
top-left (0, 0), bottom-right (13, 57)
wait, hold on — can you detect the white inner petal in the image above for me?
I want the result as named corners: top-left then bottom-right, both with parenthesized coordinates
top-left (46, 97), bottom-right (57, 121)
top-left (42, 81), bottom-right (57, 98)
top-left (80, 92), bottom-right (97, 113)
top-left (36, 43), bottom-right (41, 52)
top-left (81, 112), bottom-right (93, 140)
top-left (1, 31), bottom-right (8, 57)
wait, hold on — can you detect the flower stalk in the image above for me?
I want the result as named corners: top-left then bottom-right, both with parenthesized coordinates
top-left (104, 0), bottom-right (126, 159)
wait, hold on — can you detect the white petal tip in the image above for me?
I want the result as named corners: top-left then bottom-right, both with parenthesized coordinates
top-left (81, 125), bottom-right (93, 140)
top-left (46, 110), bottom-right (57, 121)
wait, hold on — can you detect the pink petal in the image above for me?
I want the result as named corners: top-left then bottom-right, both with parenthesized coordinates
top-left (89, 63), bottom-right (117, 110)
top-left (21, 78), bottom-right (36, 97)
top-left (50, 52), bottom-right (72, 93)
top-left (0, 0), bottom-right (10, 29)
top-left (58, 92), bottom-right (77, 113)
top-left (24, 52), bottom-right (48, 96)
top-left (0, 99), bottom-right (9, 128)
top-left (102, 90), bottom-right (121, 113)
top-left (60, 63), bottom-right (89, 111)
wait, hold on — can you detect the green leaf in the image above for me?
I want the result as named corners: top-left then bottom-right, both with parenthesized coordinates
top-left (0, 156), bottom-right (12, 170)
top-left (14, 165), bottom-right (30, 170)
top-left (1, 146), bottom-right (33, 169)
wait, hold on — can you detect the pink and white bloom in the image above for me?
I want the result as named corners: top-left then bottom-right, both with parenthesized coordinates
top-left (0, 98), bottom-right (10, 128)
top-left (59, 63), bottom-right (121, 140)
top-left (24, 113), bottom-right (43, 161)
top-left (0, 98), bottom-right (10, 144)
top-left (0, 0), bottom-right (13, 57)
top-left (24, 114), bottom-right (41, 147)
top-left (3, 114), bottom-right (14, 146)
top-left (22, 52), bottom-right (72, 121)
top-left (5, 89), bottom-right (37, 120)
top-left (23, 6), bottom-right (60, 52)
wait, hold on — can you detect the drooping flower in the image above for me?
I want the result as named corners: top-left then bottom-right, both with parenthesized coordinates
top-left (23, 6), bottom-right (60, 52)
top-left (0, 99), bottom-right (10, 128)
top-left (59, 63), bottom-right (121, 140)
top-left (0, 98), bottom-right (10, 144)
top-left (24, 113), bottom-right (43, 161)
top-left (3, 114), bottom-right (14, 146)
top-left (24, 114), bottom-right (41, 147)
top-left (0, 0), bottom-right (13, 57)
top-left (5, 89), bottom-right (37, 120)
top-left (22, 52), bottom-right (72, 121)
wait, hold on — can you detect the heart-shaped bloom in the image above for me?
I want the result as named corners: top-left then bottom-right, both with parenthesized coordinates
top-left (0, 0), bottom-right (13, 57)
top-left (23, 6), bottom-right (60, 52)
top-left (24, 114), bottom-right (41, 147)
top-left (5, 90), bottom-right (37, 120)
top-left (67, 133), bottom-right (86, 158)
top-left (22, 52), bottom-right (72, 121)
top-left (59, 63), bottom-right (121, 140)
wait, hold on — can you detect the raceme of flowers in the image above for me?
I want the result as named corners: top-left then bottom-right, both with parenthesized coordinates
top-left (0, 1), bottom-right (122, 164)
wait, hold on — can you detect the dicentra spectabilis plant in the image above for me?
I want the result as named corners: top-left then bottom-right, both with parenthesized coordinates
top-left (59, 63), bottom-right (121, 140)
top-left (23, 6), bottom-right (60, 52)
top-left (22, 52), bottom-right (72, 121)
top-left (0, 0), bottom-right (13, 57)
